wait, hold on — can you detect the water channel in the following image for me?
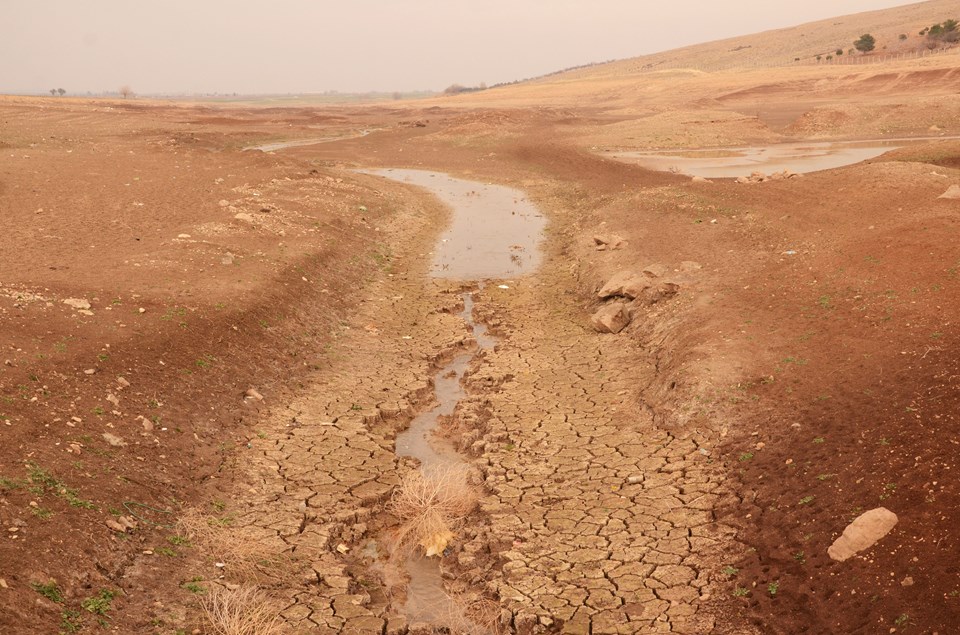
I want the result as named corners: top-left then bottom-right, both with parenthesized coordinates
top-left (365, 169), bottom-right (545, 628)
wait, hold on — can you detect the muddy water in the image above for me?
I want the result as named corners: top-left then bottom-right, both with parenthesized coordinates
top-left (369, 169), bottom-right (545, 279)
top-left (369, 169), bottom-right (543, 628)
top-left (611, 136), bottom-right (960, 178)
top-left (396, 293), bottom-right (497, 472)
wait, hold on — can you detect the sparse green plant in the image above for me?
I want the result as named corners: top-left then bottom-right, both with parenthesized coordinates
top-left (768, 581), bottom-right (780, 596)
top-left (81, 589), bottom-right (116, 616)
top-left (794, 551), bottom-right (806, 563)
top-left (168, 535), bottom-right (192, 546)
top-left (32, 581), bottom-right (64, 603)
top-left (798, 496), bottom-right (815, 505)
top-left (183, 579), bottom-right (206, 594)
top-left (739, 452), bottom-right (754, 462)
top-left (816, 473), bottom-right (835, 481)
top-left (156, 546), bottom-right (177, 557)
top-left (813, 437), bottom-right (825, 444)
top-left (733, 586), bottom-right (750, 597)
top-left (722, 565), bottom-right (739, 576)
top-left (27, 463), bottom-right (95, 509)
top-left (60, 609), bottom-right (83, 632)
top-left (31, 506), bottom-right (53, 519)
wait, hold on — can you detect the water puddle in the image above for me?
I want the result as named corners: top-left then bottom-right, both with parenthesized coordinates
top-left (244, 129), bottom-right (375, 152)
top-left (610, 135), bottom-right (960, 178)
top-left (367, 169), bottom-right (545, 279)
top-left (366, 169), bottom-right (544, 629)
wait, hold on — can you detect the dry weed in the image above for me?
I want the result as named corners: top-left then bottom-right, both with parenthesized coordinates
top-left (387, 465), bottom-right (479, 560)
top-left (178, 508), bottom-right (288, 581)
top-left (201, 585), bottom-right (283, 635)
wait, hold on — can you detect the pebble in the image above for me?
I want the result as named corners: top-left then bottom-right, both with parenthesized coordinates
top-left (83, 369), bottom-right (96, 375)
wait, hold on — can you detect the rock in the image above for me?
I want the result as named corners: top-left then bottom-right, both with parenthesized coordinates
top-left (938, 185), bottom-right (960, 200)
top-left (901, 576), bottom-right (914, 587)
top-left (63, 298), bottom-right (91, 310)
top-left (117, 516), bottom-right (138, 531)
top-left (234, 212), bottom-right (255, 223)
top-left (679, 261), bottom-right (702, 272)
top-left (598, 271), bottom-right (651, 299)
top-left (929, 125), bottom-right (942, 132)
top-left (0, 578), bottom-right (7, 589)
top-left (105, 519), bottom-right (127, 533)
top-left (593, 234), bottom-right (624, 250)
top-left (827, 507), bottom-right (898, 562)
top-left (177, 233), bottom-right (191, 239)
top-left (221, 254), bottom-right (235, 265)
top-left (590, 302), bottom-right (631, 334)
top-left (735, 176), bottom-right (751, 184)
top-left (643, 264), bottom-right (669, 279)
top-left (106, 394), bottom-right (120, 407)
top-left (116, 376), bottom-right (130, 389)
top-left (245, 388), bottom-right (264, 401)
top-left (643, 282), bottom-right (680, 304)
top-left (691, 176), bottom-right (712, 183)
top-left (102, 433), bottom-right (127, 447)
top-left (83, 369), bottom-right (96, 375)
top-left (218, 199), bottom-right (230, 207)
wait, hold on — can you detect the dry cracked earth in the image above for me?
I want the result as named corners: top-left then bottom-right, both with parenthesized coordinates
top-left (198, 193), bottom-right (737, 633)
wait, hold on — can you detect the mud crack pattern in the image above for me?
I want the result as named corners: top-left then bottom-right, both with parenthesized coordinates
top-left (453, 278), bottom-right (733, 634)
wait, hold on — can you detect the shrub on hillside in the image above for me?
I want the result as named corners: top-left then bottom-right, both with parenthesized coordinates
top-left (854, 33), bottom-right (876, 53)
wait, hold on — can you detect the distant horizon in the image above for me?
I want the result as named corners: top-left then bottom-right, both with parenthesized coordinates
top-left (3, 0), bottom-right (924, 95)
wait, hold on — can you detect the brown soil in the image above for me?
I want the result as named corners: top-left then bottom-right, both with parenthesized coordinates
top-left (1, 41), bottom-right (959, 635)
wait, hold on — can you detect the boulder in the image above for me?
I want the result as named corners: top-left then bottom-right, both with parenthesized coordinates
top-left (598, 271), bottom-right (651, 300)
top-left (590, 302), bottom-right (631, 334)
top-left (938, 185), bottom-right (960, 200)
top-left (827, 507), bottom-right (898, 562)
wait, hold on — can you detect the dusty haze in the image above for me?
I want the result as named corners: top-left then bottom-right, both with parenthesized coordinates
top-left (3, 0), bottom-right (921, 94)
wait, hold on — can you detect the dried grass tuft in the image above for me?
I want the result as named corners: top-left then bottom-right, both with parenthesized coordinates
top-left (201, 585), bottom-right (283, 635)
top-left (387, 465), bottom-right (479, 560)
top-left (178, 508), bottom-right (288, 581)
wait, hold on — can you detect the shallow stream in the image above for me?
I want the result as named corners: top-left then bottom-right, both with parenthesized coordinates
top-left (366, 169), bottom-right (544, 627)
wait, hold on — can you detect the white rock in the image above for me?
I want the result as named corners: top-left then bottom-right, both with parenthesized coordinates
top-left (938, 185), bottom-right (960, 200)
top-left (102, 432), bottom-right (127, 447)
top-left (63, 298), bottom-right (91, 310)
top-left (827, 507), bottom-right (898, 562)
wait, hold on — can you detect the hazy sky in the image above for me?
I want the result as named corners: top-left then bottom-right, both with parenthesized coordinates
top-left (3, 0), bottom-right (918, 95)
